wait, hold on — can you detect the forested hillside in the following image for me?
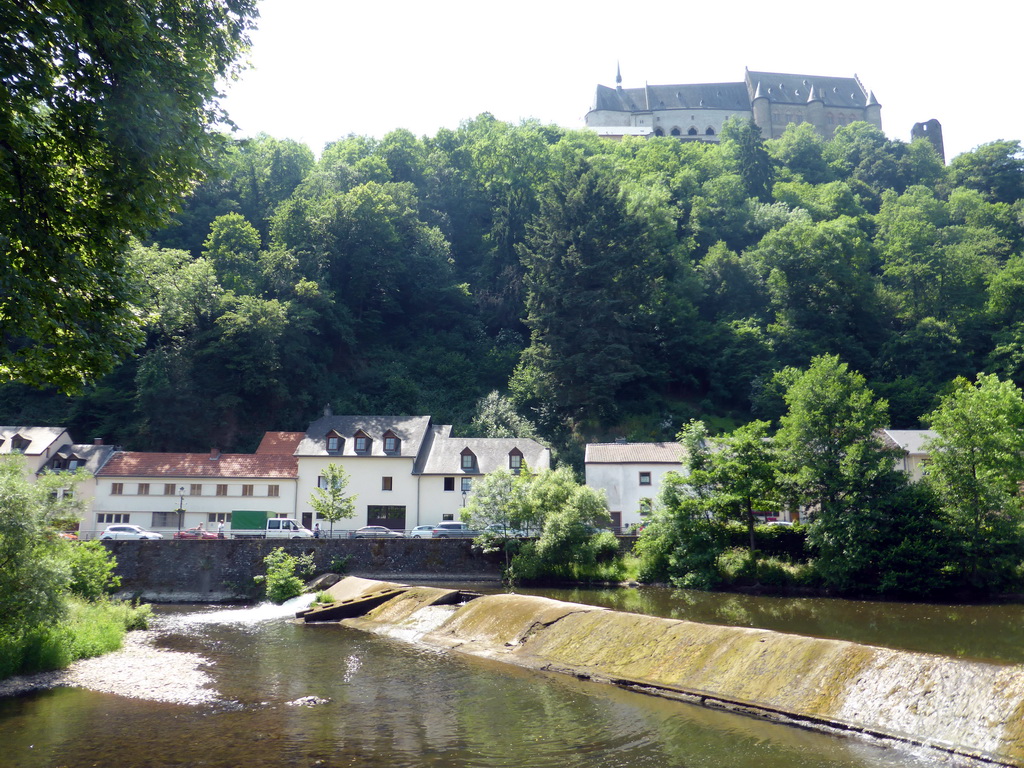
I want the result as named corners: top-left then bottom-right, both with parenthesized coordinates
top-left (4, 116), bottom-right (1022, 464)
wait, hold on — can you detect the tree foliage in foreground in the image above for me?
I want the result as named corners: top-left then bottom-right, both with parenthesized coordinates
top-left (0, 0), bottom-right (257, 391)
top-left (923, 374), bottom-right (1024, 590)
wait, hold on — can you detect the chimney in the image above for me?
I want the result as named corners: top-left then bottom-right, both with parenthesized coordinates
top-left (93, 438), bottom-right (104, 446)
top-left (210, 447), bottom-right (221, 460)
top-left (323, 403), bottom-right (333, 417)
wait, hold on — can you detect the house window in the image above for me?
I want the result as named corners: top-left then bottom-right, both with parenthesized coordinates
top-left (326, 432), bottom-right (342, 453)
top-left (267, 484), bottom-right (279, 497)
top-left (164, 483), bottom-right (176, 496)
top-left (208, 512), bottom-right (231, 523)
top-left (216, 484), bottom-right (228, 496)
top-left (444, 477), bottom-right (455, 492)
top-left (138, 483), bottom-right (150, 496)
top-left (461, 477), bottom-right (472, 493)
top-left (242, 484), bottom-right (254, 496)
top-left (461, 449), bottom-right (477, 471)
top-left (509, 449), bottom-right (523, 474)
top-left (354, 431), bottom-right (371, 453)
top-left (639, 472), bottom-right (652, 486)
top-left (382, 476), bottom-right (393, 491)
top-left (383, 434), bottom-right (399, 453)
top-left (111, 483), bottom-right (123, 495)
top-left (190, 483), bottom-right (202, 496)
top-left (152, 511), bottom-right (177, 527)
top-left (98, 513), bottom-right (129, 524)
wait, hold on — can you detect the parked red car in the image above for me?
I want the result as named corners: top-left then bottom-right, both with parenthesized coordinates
top-left (174, 527), bottom-right (219, 540)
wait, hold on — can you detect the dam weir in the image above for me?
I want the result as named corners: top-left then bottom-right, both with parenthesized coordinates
top-left (312, 577), bottom-right (1024, 767)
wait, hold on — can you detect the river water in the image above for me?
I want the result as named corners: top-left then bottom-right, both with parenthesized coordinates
top-left (0, 585), bottom-right (1014, 768)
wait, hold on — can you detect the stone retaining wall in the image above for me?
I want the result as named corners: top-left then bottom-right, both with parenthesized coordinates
top-left (103, 539), bottom-right (502, 601)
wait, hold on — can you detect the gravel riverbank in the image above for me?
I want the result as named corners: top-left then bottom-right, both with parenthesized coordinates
top-left (0, 631), bottom-right (217, 705)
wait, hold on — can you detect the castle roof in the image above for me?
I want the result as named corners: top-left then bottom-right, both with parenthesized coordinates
top-left (593, 82), bottom-right (749, 113)
top-left (745, 70), bottom-right (869, 108)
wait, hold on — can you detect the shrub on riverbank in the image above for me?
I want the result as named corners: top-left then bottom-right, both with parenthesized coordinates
top-left (0, 598), bottom-right (151, 679)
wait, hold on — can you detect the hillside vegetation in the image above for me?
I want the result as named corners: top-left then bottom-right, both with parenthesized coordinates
top-left (4, 117), bottom-right (1023, 463)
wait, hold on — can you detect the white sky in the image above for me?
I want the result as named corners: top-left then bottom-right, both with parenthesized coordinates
top-left (221, 0), bottom-right (1022, 163)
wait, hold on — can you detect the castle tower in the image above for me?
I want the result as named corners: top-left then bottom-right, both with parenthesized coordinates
top-left (865, 90), bottom-right (882, 129)
top-left (911, 119), bottom-right (945, 163)
top-left (751, 80), bottom-right (771, 137)
top-left (806, 84), bottom-right (825, 135)
top-left (616, 62), bottom-right (622, 91)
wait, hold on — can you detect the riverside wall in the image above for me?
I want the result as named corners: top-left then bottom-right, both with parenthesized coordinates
top-left (102, 539), bottom-right (503, 602)
top-left (338, 579), bottom-right (1024, 767)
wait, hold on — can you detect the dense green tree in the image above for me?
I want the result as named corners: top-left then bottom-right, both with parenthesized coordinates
top-left (680, 419), bottom-right (779, 557)
top-left (923, 374), bottom-right (1024, 591)
top-left (513, 155), bottom-right (662, 421)
top-left (203, 213), bottom-right (262, 295)
top-left (774, 356), bottom-right (906, 590)
top-left (948, 140), bottom-right (1024, 205)
top-left (720, 117), bottom-right (775, 202)
top-left (1, 0), bottom-right (257, 391)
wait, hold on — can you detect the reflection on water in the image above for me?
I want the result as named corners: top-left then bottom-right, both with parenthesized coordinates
top-left (486, 584), bottom-right (1024, 665)
top-left (0, 599), bottom-right (971, 768)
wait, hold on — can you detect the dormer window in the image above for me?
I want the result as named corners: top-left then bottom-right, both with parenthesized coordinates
top-left (354, 430), bottom-right (371, 454)
top-left (10, 434), bottom-right (29, 452)
top-left (508, 448), bottom-right (524, 475)
top-left (460, 448), bottom-right (477, 472)
top-left (383, 430), bottom-right (400, 454)
top-left (326, 431), bottom-right (343, 453)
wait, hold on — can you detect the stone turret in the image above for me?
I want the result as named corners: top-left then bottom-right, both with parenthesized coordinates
top-left (865, 90), bottom-right (882, 129)
top-left (751, 80), bottom-right (771, 137)
top-left (806, 83), bottom-right (825, 134)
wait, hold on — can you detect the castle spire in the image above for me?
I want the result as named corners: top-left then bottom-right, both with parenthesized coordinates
top-left (616, 61), bottom-right (622, 90)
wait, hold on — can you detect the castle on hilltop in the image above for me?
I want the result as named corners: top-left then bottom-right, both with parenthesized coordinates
top-left (585, 66), bottom-right (882, 142)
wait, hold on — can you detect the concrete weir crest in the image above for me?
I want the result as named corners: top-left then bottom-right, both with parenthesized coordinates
top-left (309, 578), bottom-right (1024, 766)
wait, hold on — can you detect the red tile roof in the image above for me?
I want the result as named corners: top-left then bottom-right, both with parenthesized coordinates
top-left (98, 452), bottom-right (297, 479)
top-left (256, 431), bottom-right (304, 455)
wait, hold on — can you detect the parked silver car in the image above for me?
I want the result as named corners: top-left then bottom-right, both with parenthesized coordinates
top-left (431, 522), bottom-right (483, 538)
top-left (352, 526), bottom-right (404, 538)
top-left (100, 524), bottom-right (163, 540)
top-left (407, 525), bottom-right (436, 538)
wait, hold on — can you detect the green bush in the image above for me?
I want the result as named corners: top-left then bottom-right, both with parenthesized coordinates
top-left (256, 548), bottom-right (314, 604)
top-left (66, 541), bottom-right (121, 600)
top-left (0, 598), bottom-right (150, 679)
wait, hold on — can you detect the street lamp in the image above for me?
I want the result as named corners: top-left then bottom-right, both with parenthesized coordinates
top-left (177, 485), bottom-right (186, 532)
top-left (461, 489), bottom-right (467, 508)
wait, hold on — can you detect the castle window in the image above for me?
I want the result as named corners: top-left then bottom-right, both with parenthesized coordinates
top-left (670, 127), bottom-right (680, 136)
top-left (687, 127), bottom-right (698, 136)
top-left (705, 127), bottom-right (715, 136)
top-left (653, 127), bottom-right (664, 136)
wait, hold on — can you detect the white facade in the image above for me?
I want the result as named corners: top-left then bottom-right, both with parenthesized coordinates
top-left (584, 442), bottom-right (686, 530)
top-left (0, 426), bottom-right (72, 478)
top-left (880, 429), bottom-right (935, 482)
top-left (91, 474), bottom-right (298, 537)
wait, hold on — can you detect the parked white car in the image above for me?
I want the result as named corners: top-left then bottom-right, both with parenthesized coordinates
top-left (407, 525), bottom-right (436, 538)
top-left (100, 524), bottom-right (163, 540)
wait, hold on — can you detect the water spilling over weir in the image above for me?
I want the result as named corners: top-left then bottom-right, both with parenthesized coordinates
top-left (321, 577), bottom-right (1024, 766)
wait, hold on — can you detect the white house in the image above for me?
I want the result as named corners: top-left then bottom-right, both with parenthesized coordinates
top-left (879, 429), bottom-right (935, 482)
top-left (91, 438), bottom-right (300, 537)
top-left (1, 426), bottom-right (74, 478)
top-left (584, 441), bottom-right (686, 530)
top-left (295, 414), bottom-right (551, 530)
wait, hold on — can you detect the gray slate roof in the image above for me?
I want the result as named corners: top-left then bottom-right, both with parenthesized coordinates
top-left (879, 429), bottom-right (936, 455)
top-left (585, 442), bottom-right (685, 465)
top-left (0, 426), bottom-right (68, 456)
top-left (418, 433), bottom-right (550, 475)
top-left (745, 70), bottom-right (869, 108)
top-left (593, 82), bottom-right (750, 112)
top-left (296, 415), bottom-right (433, 459)
top-left (39, 443), bottom-right (116, 475)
